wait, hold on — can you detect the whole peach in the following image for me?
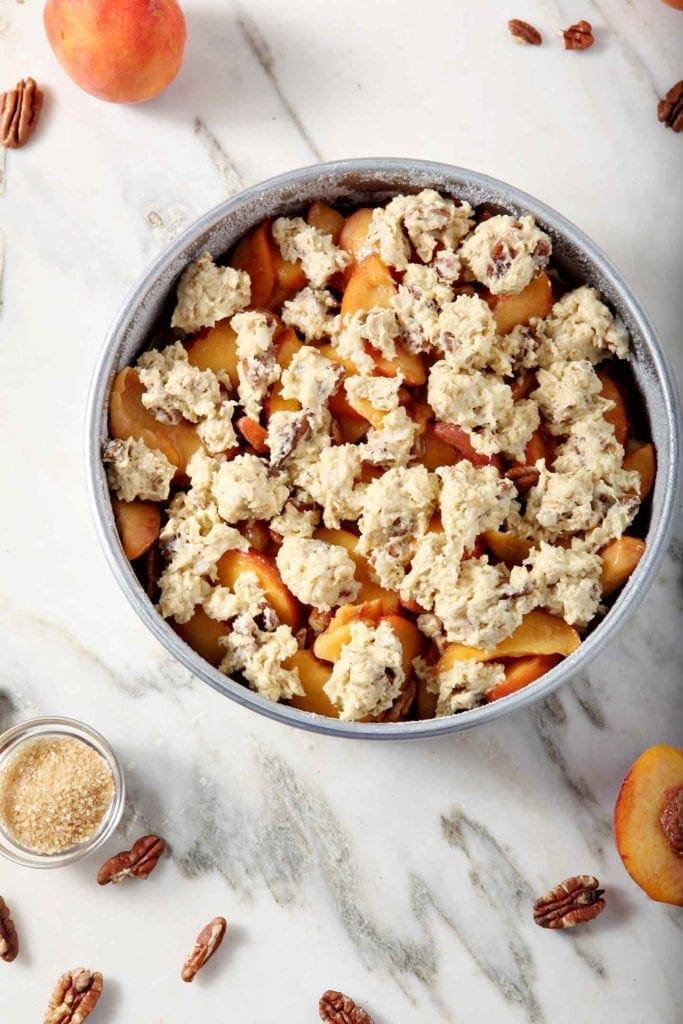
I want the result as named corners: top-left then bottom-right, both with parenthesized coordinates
top-left (43, 0), bottom-right (186, 104)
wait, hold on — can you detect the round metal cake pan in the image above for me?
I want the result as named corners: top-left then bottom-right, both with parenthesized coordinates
top-left (85, 158), bottom-right (680, 739)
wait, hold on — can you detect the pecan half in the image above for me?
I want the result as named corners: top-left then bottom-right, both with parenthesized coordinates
top-left (181, 916), bottom-right (227, 982)
top-left (0, 896), bottom-right (18, 963)
top-left (657, 80), bottom-right (683, 133)
top-left (97, 834), bottom-right (165, 885)
top-left (319, 990), bottom-right (375, 1024)
top-left (375, 675), bottom-right (417, 723)
top-left (560, 20), bottom-right (594, 50)
top-left (44, 969), bottom-right (103, 1024)
top-left (506, 464), bottom-right (540, 492)
top-left (508, 19), bottom-right (542, 45)
top-left (534, 875), bottom-right (605, 928)
top-left (0, 78), bottom-right (43, 149)
top-left (660, 786), bottom-right (683, 855)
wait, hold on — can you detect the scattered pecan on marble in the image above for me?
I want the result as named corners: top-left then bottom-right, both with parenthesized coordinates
top-left (0, 78), bottom-right (43, 149)
top-left (560, 20), bottom-right (594, 50)
top-left (0, 896), bottom-right (19, 963)
top-left (506, 464), bottom-right (540, 492)
top-left (181, 916), bottom-right (227, 983)
top-left (533, 875), bottom-right (605, 928)
top-left (44, 969), bottom-right (103, 1024)
top-left (657, 80), bottom-right (683, 133)
top-left (508, 19), bottom-right (542, 45)
top-left (660, 787), bottom-right (683, 854)
top-left (319, 990), bottom-right (375, 1024)
top-left (97, 834), bottom-right (166, 885)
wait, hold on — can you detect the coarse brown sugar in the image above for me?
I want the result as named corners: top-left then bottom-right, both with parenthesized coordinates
top-left (0, 737), bottom-right (114, 854)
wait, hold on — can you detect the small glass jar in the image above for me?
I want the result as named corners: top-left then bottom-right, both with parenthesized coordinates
top-left (0, 716), bottom-right (125, 868)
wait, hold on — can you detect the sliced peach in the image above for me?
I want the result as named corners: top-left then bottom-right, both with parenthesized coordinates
top-left (274, 254), bottom-right (307, 293)
top-left (275, 327), bottom-right (303, 369)
top-left (186, 318), bottom-right (239, 388)
top-left (421, 430), bottom-right (461, 471)
top-left (337, 416), bottom-right (370, 444)
top-left (600, 536), bottom-right (645, 597)
top-left (230, 221), bottom-right (275, 309)
top-left (112, 499), bottom-right (161, 560)
top-left (523, 428), bottom-right (554, 467)
top-left (341, 254), bottom-right (397, 317)
top-left (485, 654), bottom-right (561, 703)
top-left (372, 342), bottom-right (426, 386)
top-left (265, 381), bottom-right (300, 419)
top-left (437, 611), bottom-right (580, 668)
top-left (307, 200), bottom-right (345, 243)
top-left (598, 370), bottom-right (629, 447)
top-left (216, 549), bottom-right (300, 628)
top-left (328, 386), bottom-right (368, 423)
top-left (174, 607), bottom-right (230, 668)
top-left (109, 367), bottom-right (202, 474)
top-left (313, 528), bottom-right (398, 612)
top-left (345, 393), bottom-right (385, 429)
top-left (286, 648), bottom-right (337, 717)
top-left (319, 342), bottom-right (358, 377)
top-left (432, 421), bottom-right (504, 471)
top-left (623, 442), bottom-right (656, 502)
top-left (235, 416), bottom-right (269, 454)
top-left (339, 208), bottom-right (373, 268)
top-left (380, 614), bottom-right (423, 676)
top-left (490, 272), bottom-right (552, 335)
top-left (614, 745), bottom-right (683, 906)
top-left (483, 529), bottom-right (532, 566)
top-left (329, 600), bottom-right (384, 630)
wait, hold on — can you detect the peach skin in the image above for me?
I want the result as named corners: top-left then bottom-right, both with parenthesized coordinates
top-left (44, 0), bottom-right (186, 104)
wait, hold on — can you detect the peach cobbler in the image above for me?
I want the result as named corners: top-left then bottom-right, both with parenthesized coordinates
top-left (103, 190), bottom-right (656, 721)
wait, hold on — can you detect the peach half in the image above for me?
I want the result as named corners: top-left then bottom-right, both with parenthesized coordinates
top-left (614, 745), bottom-right (683, 906)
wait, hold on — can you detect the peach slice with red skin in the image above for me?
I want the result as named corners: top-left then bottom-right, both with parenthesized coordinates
top-left (174, 607), bottom-right (230, 667)
top-left (112, 499), bottom-right (161, 560)
top-left (314, 611), bottom-right (421, 676)
top-left (623, 442), bottom-right (656, 502)
top-left (489, 272), bottom-right (553, 335)
top-left (614, 745), bottom-right (683, 906)
top-left (600, 536), bottom-right (645, 597)
top-left (485, 654), bottom-right (561, 702)
top-left (187, 318), bottom-right (239, 388)
top-left (437, 610), bottom-right (580, 668)
top-left (235, 416), bottom-right (269, 454)
top-left (216, 549), bottom-right (300, 628)
top-left (432, 422), bottom-right (504, 472)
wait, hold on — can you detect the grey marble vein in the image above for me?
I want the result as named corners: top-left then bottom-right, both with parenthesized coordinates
top-left (236, 7), bottom-right (324, 162)
top-left (193, 116), bottom-right (245, 196)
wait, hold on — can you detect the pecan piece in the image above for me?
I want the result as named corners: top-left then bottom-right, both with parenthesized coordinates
top-left (506, 464), bottom-right (540, 492)
top-left (44, 969), bottom-right (103, 1024)
top-left (660, 786), bottom-right (683, 855)
top-left (560, 20), bottom-right (594, 50)
top-left (508, 19), bottom-right (542, 45)
top-left (657, 80), bottom-right (683, 133)
top-left (0, 896), bottom-right (18, 963)
top-left (0, 78), bottom-right (43, 149)
top-left (97, 834), bottom-right (165, 885)
top-left (269, 411), bottom-right (311, 468)
top-left (533, 875), bottom-right (605, 928)
top-left (319, 990), bottom-right (375, 1024)
top-left (181, 916), bottom-right (227, 982)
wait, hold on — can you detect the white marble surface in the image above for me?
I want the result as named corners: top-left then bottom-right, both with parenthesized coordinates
top-left (1, 1), bottom-right (682, 1021)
